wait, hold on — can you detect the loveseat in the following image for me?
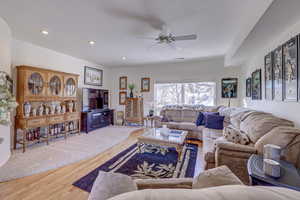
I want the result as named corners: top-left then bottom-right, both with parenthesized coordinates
top-left (203, 108), bottom-right (300, 184)
top-left (155, 105), bottom-right (224, 140)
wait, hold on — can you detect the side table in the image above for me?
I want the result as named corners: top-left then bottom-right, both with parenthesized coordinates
top-left (247, 154), bottom-right (300, 191)
top-left (143, 116), bottom-right (157, 128)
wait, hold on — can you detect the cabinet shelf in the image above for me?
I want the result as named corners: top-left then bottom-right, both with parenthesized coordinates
top-left (15, 65), bottom-right (80, 152)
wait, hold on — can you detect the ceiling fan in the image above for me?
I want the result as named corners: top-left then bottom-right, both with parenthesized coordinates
top-left (155, 32), bottom-right (197, 44)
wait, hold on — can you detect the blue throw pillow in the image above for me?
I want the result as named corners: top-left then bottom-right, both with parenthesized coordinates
top-left (195, 112), bottom-right (219, 126)
top-left (195, 112), bottom-right (204, 126)
top-left (205, 114), bottom-right (225, 130)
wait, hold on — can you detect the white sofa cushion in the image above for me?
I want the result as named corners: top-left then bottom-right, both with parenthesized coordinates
top-left (88, 171), bottom-right (137, 200)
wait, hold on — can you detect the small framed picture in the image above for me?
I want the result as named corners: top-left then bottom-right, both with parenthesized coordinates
top-left (283, 37), bottom-right (298, 102)
top-left (141, 77), bottom-right (150, 92)
top-left (252, 69), bottom-right (262, 100)
top-left (221, 78), bottom-right (238, 98)
top-left (84, 66), bottom-right (103, 86)
top-left (265, 52), bottom-right (273, 100)
top-left (246, 78), bottom-right (252, 97)
top-left (119, 91), bottom-right (127, 105)
top-left (119, 76), bottom-right (127, 90)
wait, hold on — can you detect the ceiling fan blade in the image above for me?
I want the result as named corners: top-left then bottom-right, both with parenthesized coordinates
top-left (173, 34), bottom-right (197, 41)
top-left (136, 36), bottom-right (157, 40)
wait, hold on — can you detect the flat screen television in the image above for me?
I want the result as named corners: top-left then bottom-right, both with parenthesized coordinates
top-left (82, 88), bottom-right (109, 112)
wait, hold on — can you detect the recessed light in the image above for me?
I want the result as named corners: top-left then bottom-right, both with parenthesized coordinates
top-left (41, 30), bottom-right (49, 35)
top-left (122, 56), bottom-right (127, 60)
top-left (89, 41), bottom-right (96, 45)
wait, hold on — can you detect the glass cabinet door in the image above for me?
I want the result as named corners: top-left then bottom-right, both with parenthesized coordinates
top-left (65, 78), bottom-right (76, 97)
top-left (49, 75), bottom-right (62, 96)
top-left (28, 72), bottom-right (44, 95)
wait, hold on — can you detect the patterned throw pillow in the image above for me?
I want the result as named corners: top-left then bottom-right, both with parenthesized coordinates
top-left (223, 126), bottom-right (250, 145)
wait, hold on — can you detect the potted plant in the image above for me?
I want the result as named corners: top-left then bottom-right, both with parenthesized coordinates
top-left (128, 83), bottom-right (135, 98)
top-left (0, 72), bottom-right (18, 125)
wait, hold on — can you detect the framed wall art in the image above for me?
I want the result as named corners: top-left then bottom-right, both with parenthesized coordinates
top-left (141, 77), bottom-right (150, 92)
top-left (119, 91), bottom-right (127, 105)
top-left (252, 69), bottom-right (262, 100)
top-left (265, 52), bottom-right (273, 100)
top-left (84, 66), bottom-right (103, 86)
top-left (221, 78), bottom-right (238, 98)
top-left (246, 77), bottom-right (252, 97)
top-left (119, 76), bottom-right (127, 90)
top-left (273, 46), bottom-right (284, 101)
top-left (283, 37), bottom-right (298, 101)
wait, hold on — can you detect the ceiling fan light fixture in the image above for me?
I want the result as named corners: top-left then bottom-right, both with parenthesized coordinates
top-left (41, 30), bottom-right (49, 35)
top-left (122, 56), bottom-right (127, 60)
top-left (89, 41), bottom-right (96, 45)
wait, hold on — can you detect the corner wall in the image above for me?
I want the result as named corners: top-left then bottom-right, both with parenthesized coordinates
top-left (0, 17), bottom-right (12, 166)
top-left (241, 20), bottom-right (300, 127)
top-left (110, 57), bottom-right (242, 114)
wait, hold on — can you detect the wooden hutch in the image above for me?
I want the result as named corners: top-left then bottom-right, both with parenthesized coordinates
top-left (124, 97), bottom-right (144, 125)
top-left (15, 66), bottom-right (80, 152)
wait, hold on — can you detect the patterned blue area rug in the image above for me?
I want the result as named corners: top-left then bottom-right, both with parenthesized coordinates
top-left (73, 142), bottom-right (198, 192)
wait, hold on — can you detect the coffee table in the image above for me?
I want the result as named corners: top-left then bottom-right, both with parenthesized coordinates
top-left (137, 128), bottom-right (188, 159)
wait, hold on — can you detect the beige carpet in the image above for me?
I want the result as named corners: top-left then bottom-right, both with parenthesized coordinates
top-left (0, 126), bottom-right (140, 182)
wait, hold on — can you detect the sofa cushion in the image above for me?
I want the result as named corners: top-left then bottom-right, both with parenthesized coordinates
top-left (203, 105), bottom-right (220, 112)
top-left (192, 166), bottom-right (243, 189)
top-left (255, 126), bottom-right (300, 168)
top-left (164, 109), bottom-right (182, 122)
top-left (177, 122), bottom-right (201, 132)
top-left (229, 109), bottom-right (252, 129)
top-left (240, 112), bottom-right (294, 143)
top-left (161, 122), bottom-right (180, 129)
top-left (205, 114), bottom-right (225, 130)
top-left (182, 109), bottom-right (197, 123)
top-left (88, 171), bottom-right (137, 200)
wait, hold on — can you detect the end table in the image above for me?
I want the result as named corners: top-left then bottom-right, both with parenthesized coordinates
top-left (247, 154), bottom-right (300, 191)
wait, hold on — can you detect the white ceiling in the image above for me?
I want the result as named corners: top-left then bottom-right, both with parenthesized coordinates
top-left (0, 0), bottom-right (273, 67)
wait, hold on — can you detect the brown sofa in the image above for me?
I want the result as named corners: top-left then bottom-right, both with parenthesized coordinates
top-left (203, 109), bottom-right (300, 184)
top-left (155, 105), bottom-right (224, 140)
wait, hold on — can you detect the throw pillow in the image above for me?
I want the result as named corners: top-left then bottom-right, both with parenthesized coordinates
top-left (88, 171), bottom-right (137, 200)
top-left (223, 126), bottom-right (250, 145)
top-left (195, 112), bottom-right (219, 126)
top-left (192, 165), bottom-right (243, 189)
top-left (161, 114), bottom-right (169, 122)
top-left (205, 114), bottom-right (224, 130)
top-left (195, 112), bottom-right (204, 126)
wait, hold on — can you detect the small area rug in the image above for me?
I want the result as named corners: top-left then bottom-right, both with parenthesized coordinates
top-left (73, 142), bottom-right (198, 192)
top-left (0, 126), bottom-right (140, 182)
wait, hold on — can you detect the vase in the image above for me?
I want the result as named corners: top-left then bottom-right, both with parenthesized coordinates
top-left (68, 102), bottom-right (74, 112)
top-left (61, 105), bottom-right (66, 114)
top-left (45, 107), bottom-right (49, 115)
top-left (38, 105), bottom-right (44, 116)
top-left (130, 90), bottom-right (133, 98)
top-left (31, 108), bottom-right (37, 117)
top-left (24, 102), bottom-right (31, 118)
top-left (56, 105), bottom-right (61, 114)
top-left (50, 103), bottom-right (56, 115)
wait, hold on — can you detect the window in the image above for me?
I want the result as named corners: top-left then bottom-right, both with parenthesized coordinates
top-left (154, 82), bottom-right (216, 113)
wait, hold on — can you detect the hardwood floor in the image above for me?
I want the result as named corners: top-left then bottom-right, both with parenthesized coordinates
top-left (0, 129), bottom-right (202, 200)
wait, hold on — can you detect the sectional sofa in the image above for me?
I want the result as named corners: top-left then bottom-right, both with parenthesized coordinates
top-left (155, 105), bottom-right (300, 184)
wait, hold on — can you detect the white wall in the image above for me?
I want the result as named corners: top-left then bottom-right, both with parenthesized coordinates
top-left (12, 39), bottom-right (109, 90)
top-left (0, 17), bottom-right (12, 167)
top-left (241, 20), bottom-right (300, 127)
top-left (110, 57), bottom-right (241, 114)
